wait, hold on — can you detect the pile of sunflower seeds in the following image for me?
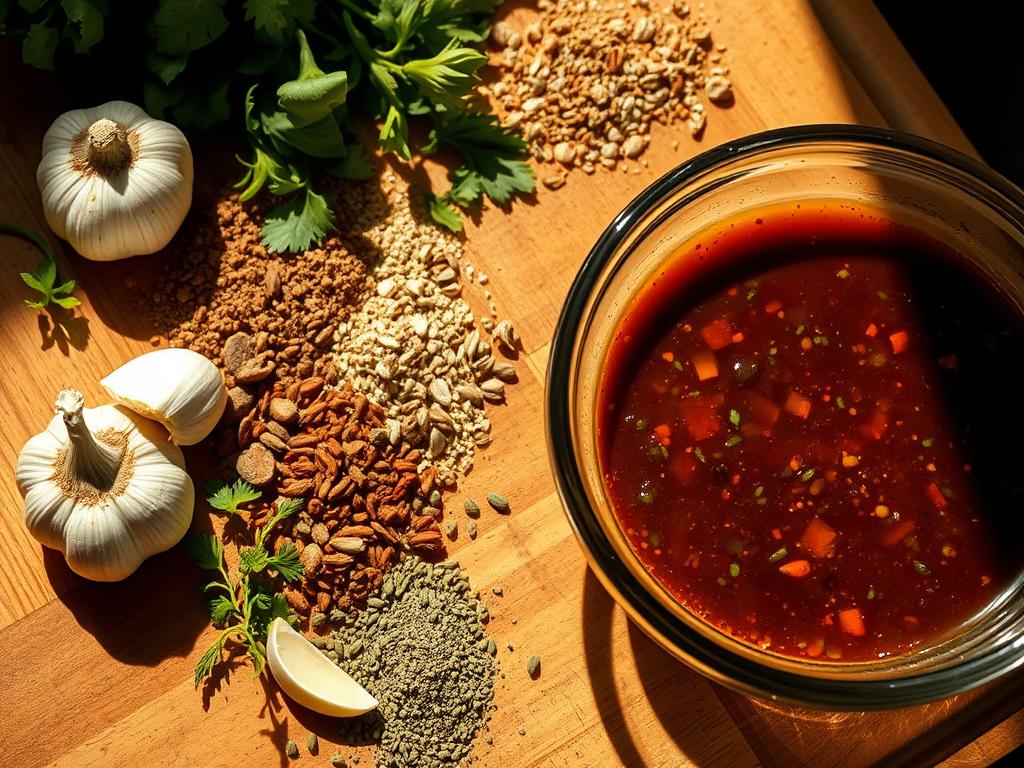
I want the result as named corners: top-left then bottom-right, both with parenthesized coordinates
top-left (332, 173), bottom-right (518, 487)
top-left (323, 556), bottom-right (496, 767)
top-left (489, 0), bottom-right (732, 188)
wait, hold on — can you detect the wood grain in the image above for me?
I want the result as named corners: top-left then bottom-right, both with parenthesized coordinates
top-left (0, 1), bottom-right (1017, 766)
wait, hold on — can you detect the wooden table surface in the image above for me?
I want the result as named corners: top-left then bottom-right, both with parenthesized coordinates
top-left (2, 1), bottom-right (1022, 766)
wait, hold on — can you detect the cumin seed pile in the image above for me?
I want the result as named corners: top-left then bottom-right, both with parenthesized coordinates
top-left (489, 0), bottom-right (733, 188)
top-left (322, 556), bottom-right (496, 767)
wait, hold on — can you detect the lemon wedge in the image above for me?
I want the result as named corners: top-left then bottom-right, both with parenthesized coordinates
top-left (266, 618), bottom-right (378, 717)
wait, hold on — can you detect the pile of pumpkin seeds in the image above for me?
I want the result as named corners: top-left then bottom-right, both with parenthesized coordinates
top-left (323, 556), bottom-right (496, 767)
top-left (332, 173), bottom-right (518, 487)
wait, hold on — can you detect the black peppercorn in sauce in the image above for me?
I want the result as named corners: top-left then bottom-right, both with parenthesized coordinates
top-left (598, 204), bottom-right (1024, 661)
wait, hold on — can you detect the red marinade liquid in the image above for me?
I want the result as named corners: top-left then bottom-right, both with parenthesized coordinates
top-left (598, 205), bottom-right (1024, 661)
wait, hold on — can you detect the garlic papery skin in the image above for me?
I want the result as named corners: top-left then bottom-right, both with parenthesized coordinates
top-left (37, 100), bottom-right (193, 261)
top-left (16, 389), bottom-right (195, 582)
top-left (101, 348), bottom-right (227, 446)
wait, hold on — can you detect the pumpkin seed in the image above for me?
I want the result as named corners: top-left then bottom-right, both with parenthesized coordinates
top-left (487, 492), bottom-right (510, 513)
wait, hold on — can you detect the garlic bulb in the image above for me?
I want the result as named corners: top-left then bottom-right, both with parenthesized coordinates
top-left (16, 390), bottom-right (195, 582)
top-left (37, 100), bottom-right (193, 261)
top-left (101, 348), bottom-right (227, 446)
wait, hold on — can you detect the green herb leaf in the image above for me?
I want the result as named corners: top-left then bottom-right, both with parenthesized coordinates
top-left (183, 532), bottom-right (224, 572)
top-left (208, 594), bottom-right (237, 626)
top-left (206, 478), bottom-right (262, 515)
top-left (22, 21), bottom-right (59, 70)
top-left (193, 636), bottom-right (224, 688)
top-left (152, 0), bottom-right (229, 55)
top-left (427, 113), bottom-right (535, 207)
top-left (427, 194), bottom-right (464, 232)
top-left (266, 543), bottom-right (303, 582)
top-left (276, 30), bottom-right (349, 122)
top-left (146, 50), bottom-right (190, 85)
top-left (401, 40), bottom-right (487, 110)
top-left (244, 0), bottom-right (313, 42)
top-left (61, 0), bottom-right (103, 54)
top-left (238, 546), bottom-right (270, 574)
top-left (261, 186), bottom-right (335, 254)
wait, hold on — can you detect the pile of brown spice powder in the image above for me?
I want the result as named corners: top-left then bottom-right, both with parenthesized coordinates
top-left (488, 0), bottom-right (733, 188)
top-left (147, 193), bottom-right (370, 383)
top-left (235, 375), bottom-right (445, 624)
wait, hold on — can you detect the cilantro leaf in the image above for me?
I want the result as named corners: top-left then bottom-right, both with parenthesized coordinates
top-left (146, 50), bottom-right (189, 86)
top-left (235, 147), bottom-right (307, 201)
top-left (208, 595), bottom-right (237, 626)
top-left (151, 0), bottom-right (229, 55)
top-left (238, 546), bottom-right (270, 574)
top-left (266, 543), bottom-right (303, 582)
top-left (261, 186), bottom-right (335, 254)
top-left (427, 113), bottom-right (535, 207)
top-left (22, 21), bottom-right (59, 70)
top-left (401, 41), bottom-right (487, 110)
top-left (183, 532), bottom-right (224, 572)
top-left (427, 194), bottom-right (464, 232)
top-left (193, 636), bottom-right (224, 688)
top-left (243, 0), bottom-right (312, 42)
top-left (3, 223), bottom-right (80, 312)
top-left (205, 478), bottom-right (262, 515)
top-left (61, 0), bottom-right (104, 54)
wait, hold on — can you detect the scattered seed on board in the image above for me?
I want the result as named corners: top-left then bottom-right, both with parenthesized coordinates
top-left (492, 586), bottom-right (503, 596)
top-left (467, 520), bottom-right (478, 539)
top-left (486, 637), bottom-right (497, 656)
top-left (445, 520), bottom-right (458, 540)
top-left (330, 755), bottom-right (347, 768)
top-left (487, 492), bottom-right (510, 514)
top-left (527, 655), bottom-right (541, 678)
top-left (518, 728), bottom-right (527, 736)
top-left (307, 733), bottom-right (319, 755)
top-left (465, 498), bottom-right (481, 518)
top-left (286, 740), bottom-right (299, 760)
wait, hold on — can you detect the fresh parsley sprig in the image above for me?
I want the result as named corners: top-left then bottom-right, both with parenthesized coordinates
top-left (1, 0), bottom-right (535, 250)
top-left (2, 223), bottom-right (81, 312)
top-left (205, 478), bottom-right (263, 515)
top-left (187, 487), bottom-right (305, 688)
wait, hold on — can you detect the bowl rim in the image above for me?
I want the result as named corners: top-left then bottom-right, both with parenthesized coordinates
top-left (545, 124), bottom-right (1024, 709)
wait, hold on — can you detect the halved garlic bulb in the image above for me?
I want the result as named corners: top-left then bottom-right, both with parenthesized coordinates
top-left (101, 348), bottom-right (227, 445)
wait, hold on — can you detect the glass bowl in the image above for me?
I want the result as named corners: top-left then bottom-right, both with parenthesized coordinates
top-left (546, 125), bottom-right (1024, 710)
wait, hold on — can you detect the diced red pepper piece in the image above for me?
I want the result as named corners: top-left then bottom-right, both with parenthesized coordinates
top-left (839, 608), bottom-right (866, 636)
top-left (882, 519), bottom-right (917, 547)
top-left (680, 401), bottom-right (721, 441)
top-left (889, 330), bottom-right (909, 354)
top-left (779, 560), bottom-right (811, 577)
top-left (700, 319), bottom-right (735, 350)
top-left (799, 518), bottom-right (837, 558)
top-left (784, 391), bottom-right (812, 419)
top-left (653, 423), bottom-right (672, 446)
top-left (926, 482), bottom-right (948, 509)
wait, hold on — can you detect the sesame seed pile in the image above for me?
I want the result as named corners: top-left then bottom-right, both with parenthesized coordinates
top-left (488, 0), bottom-right (733, 189)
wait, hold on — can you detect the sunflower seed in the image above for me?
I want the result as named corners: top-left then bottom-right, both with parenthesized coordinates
top-left (428, 378), bottom-right (452, 407)
top-left (487, 492), bottom-right (510, 513)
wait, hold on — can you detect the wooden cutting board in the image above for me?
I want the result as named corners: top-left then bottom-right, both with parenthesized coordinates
top-left (1, 1), bottom-right (1020, 766)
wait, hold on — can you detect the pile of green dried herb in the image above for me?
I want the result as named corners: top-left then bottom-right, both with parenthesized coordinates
top-left (321, 556), bottom-right (496, 767)
top-left (0, 0), bottom-right (534, 247)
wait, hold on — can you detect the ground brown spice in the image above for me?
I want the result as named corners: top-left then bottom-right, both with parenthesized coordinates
top-left (148, 193), bottom-right (370, 383)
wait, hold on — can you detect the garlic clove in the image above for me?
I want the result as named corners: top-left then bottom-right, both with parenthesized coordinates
top-left (101, 348), bottom-right (227, 446)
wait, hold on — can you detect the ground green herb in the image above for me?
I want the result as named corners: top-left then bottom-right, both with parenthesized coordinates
top-left (329, 556), bottom-right (496, 767)
top-left (728, 409), bottom-right (741, 427)
top-left (913, 560), bottom-right (931, 576)
top-left (836, 396), bottom-right (846, 410)
top-left (725, 435), bottom-right (743, 447)
top-left (797, 468), bottom-right (816, 483)
top-left (921, 437), bottom-right (935, 448)
top-left (729, 562), bottom-right (740, 578)
top-left (648, 532), bottom-right (662, 548)
top-left (768, 546), bottom-right (788, 563)
top-left (795, 324), bottom-right (806, 335)
top-left (635, 419), bottom-right (648, 430)
top-left (754, 485), bottom-right (764, 498)
top-left (694, 447), bottom-right (707, 464)
top-left (639, 491), bottom-right (654, 505)
top-left (867, 586), bottom-right (876, 600)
